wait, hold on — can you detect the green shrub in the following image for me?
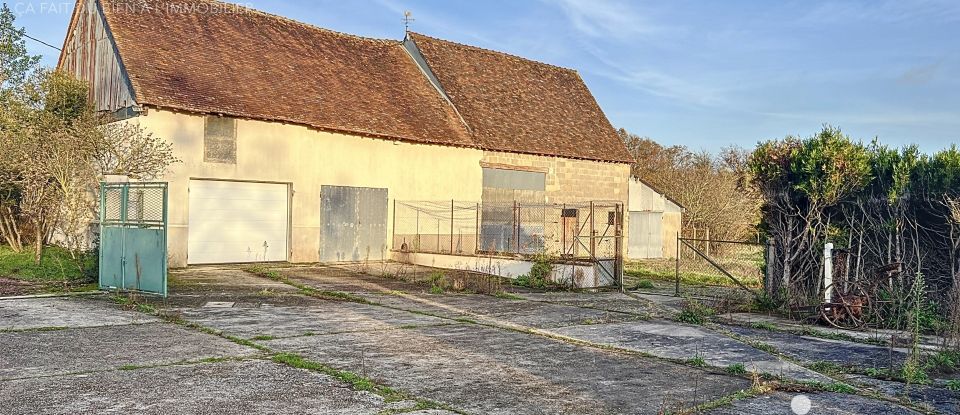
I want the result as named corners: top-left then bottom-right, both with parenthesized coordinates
top-left (513, 255), bottom-right (553, 289)
top-left (945, 379), bottom-right (960, 391)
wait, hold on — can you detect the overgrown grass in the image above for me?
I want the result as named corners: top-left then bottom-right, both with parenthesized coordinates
top-left (242, 265), bottom-right (368, 303)
top-left (676, 298), bottom-right (715, 325)
top-left (0, 245), bottom-right (96, 283)
top-left (725, 363), bottom-right (747, 375)
top-left (624, 259), bottom-right (762, 289)
top-left (808, 361), bottom-right (847, 376)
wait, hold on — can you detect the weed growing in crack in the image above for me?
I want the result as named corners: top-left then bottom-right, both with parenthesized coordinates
top-left (945, 379), bottom-right (960, 391)
top-left (687, 355), bottom-right (707, 367)
top-left (726, 363), bottom-right (747, 376)
top-left (250, 335), bottom-right (278, 341)
top-left (749, 321), bottom-right (777, 331)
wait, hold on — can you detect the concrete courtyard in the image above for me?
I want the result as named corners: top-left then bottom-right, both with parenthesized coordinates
top-left (1, 263), bottom-right (954, 414)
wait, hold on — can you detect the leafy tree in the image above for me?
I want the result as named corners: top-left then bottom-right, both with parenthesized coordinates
top-left (618, 128), bottom-right (761, 242)
top-left (0, 8), bottom-right (179, 263)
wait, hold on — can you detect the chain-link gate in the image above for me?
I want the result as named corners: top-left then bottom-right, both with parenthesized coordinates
top-left (99, 182), bottom-right (169, 296)
top-left (392, 200), bottom-right (624, 287)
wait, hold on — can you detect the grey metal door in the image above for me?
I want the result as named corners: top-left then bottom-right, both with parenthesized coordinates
top-left (320, 186), bottom-right (388, 262)
top-left (629, 211), bottom-right (663, 259)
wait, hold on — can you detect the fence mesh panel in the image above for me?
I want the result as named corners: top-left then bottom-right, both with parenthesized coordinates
top-left (625, 237), bottom-right (767, 303)
top-left (393, 200), bottom-right (623, 262)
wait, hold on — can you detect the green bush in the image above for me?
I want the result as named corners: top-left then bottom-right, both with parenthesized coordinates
top-left (513, 255), bottom-right (553, 289)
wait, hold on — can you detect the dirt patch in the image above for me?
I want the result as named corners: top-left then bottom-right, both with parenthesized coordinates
top-left (0, 277), bottom-right (36, 297)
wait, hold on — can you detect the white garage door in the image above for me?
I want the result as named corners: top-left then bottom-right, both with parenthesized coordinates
top-left (188, 180), bottom-right (289, 264)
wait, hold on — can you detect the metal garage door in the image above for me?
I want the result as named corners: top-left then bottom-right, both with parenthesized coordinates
top-left (188, 180), bottom-right (289, 264)
top-left (320, 185), bottom-right (388, 262)
top-left (628, 211), bottom-right (663, 259)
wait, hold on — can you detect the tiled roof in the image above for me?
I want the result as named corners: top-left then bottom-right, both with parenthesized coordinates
top-left (93, 0), bottom-right (632, 163)
top-left (407, 32), bottom-right (634, 163)
top-left (98, 0), bottom-right (475, 147)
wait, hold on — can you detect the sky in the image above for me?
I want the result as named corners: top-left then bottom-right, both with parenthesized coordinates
top-left (10, 0), bottom-right (960, 153)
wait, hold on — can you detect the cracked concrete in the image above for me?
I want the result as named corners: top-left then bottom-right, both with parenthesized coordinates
top-left (552, 320), bottom-right (831, 382)
top-left (3, 263), bottom-right (944, 414)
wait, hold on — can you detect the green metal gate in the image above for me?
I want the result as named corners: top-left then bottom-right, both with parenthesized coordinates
top-left (99, 182), bottom-right (168, 296)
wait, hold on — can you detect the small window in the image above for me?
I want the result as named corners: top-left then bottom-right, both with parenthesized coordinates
top-left (204, 116), bottom-right (236, 163)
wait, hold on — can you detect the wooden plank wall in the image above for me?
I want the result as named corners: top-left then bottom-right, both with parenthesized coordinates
top-left (59, 0), bottom-right (136, 113)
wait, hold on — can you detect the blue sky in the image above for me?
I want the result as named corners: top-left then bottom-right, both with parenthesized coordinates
top-left (11, 0), bottom-right (960, 153)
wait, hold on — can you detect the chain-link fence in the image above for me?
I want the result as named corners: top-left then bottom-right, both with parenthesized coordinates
top-left (625, 235), bottom-right (769, 304)
top-left (392, 200), bottom-right (624, 263)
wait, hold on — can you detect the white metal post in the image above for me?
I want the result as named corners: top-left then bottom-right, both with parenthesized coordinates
top-left (823, 243), bottom-right (834, 301)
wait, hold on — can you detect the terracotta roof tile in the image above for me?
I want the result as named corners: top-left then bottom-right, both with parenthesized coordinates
top-left (99, 0), bottom-right (475, 147)
top-left (95, 0), bottom-right (632, 163)
top-left (408, 32), bottom-right (634, 163)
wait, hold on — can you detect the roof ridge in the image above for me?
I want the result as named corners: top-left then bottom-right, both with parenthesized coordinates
top-left (127, 0), bottom-right (401, 45)
top-left (408, 31), bottom-right (578, 74)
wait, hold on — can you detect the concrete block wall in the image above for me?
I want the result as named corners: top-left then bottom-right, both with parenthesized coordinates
top-left (480, 151), bottom-right (630, 204)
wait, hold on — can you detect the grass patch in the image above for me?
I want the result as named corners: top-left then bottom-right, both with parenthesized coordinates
top-left (250, 334), bottom-right (278, 341)
top-left (726, 363), bottom-right (747, 375)
top-left (676, 298), bottom-right (715, 325)
top-left (454, 317), bottom-right (477, 324)
top-left (945, 379), bottom-right (960, 391)
top-left (0, 245), bottom-right (96, 283)
top-left (0, 326), bottom-right (68, 333)
top-left (632, 279), bottom-right (655, 290)
top-left (749, 321), bottom-right (777, 331)
top-left (494, 291), bottom-right (523, 300)
top-left (242, 265), bottom-right (369, 304)
top-left (686, 355), bottom-right (707, 367)
top-left (808, 361), bottom-right (847, 376)
top-left (272, 353), bottom-right (407, 402)
top-left (624, 261), bottom-right (762, 289)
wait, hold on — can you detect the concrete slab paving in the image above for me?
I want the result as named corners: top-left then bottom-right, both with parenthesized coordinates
top-left (175, 302), bottom-right (450, 339)
top-left (0, 323), bottom-right (257, 379)
top-left (1, 359), bottom-right (408, 415)
top-left (520, 291), bottom-right (659, 316)
top-left (705, 391), bottom-right (918, 414)
top-left (0, 297), bottom-right (159, 330)
top-left (722, 324), bottom-right (909, 370)
top-left (848, 375), bottom-right (960, 414)
top-left (262, 322), bottom-right (751, 415)
top-left (552, 320), bottom-right (832, 383)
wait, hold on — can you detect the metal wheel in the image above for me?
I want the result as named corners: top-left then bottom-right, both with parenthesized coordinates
top-left (819, 281), bottom-right (870, 330)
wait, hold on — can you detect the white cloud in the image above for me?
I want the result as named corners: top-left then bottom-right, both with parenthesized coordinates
top-left (546, 0), bottom-right (680, 40)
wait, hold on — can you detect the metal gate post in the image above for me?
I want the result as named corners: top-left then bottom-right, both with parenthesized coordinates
top-left (675, 232), bottom-right (681, 296)
top-left (98, 183), bottom-right (106, 289)
top-left (450, 199), bottom-right (454, 254)
top-left (119, 183), bottom-right (129, 290)
top-left (589, 201), bottom-right (595, 260)
top-left (474, 202), bottom-right (479, 254)
top-left (161, 184), bottom-right (169, 297)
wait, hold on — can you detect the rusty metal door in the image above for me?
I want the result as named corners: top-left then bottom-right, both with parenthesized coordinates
top-left (320, 186), bottom-right (388, 262)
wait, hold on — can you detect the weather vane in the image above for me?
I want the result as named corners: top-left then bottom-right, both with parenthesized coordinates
top-left (403, 11), bottom-right (415, 32)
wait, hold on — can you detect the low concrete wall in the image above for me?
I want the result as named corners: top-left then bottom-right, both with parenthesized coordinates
top-left (391, 251), bottom-right (616, 288)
